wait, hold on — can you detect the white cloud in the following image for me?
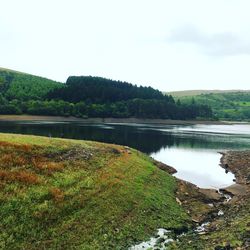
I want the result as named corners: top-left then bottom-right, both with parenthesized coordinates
top-left (168, 25), bottom-right (250, 56)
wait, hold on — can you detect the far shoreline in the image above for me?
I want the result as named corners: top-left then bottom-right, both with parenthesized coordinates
top-left (0, 114), bottom-right (244, 125)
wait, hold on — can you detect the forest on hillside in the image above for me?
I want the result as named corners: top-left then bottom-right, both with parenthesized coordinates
top-left (0, 69), bottom-right (213, 120)
top-left (176, 92), bottom-right (250, 120)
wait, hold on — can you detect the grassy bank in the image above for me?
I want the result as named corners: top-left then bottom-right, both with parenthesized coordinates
top-left (0, 133), bottom-right (189, 249)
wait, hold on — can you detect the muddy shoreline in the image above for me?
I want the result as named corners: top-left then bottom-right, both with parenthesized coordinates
top-left (132, 151), bottom-right (250, 249)
top-left (168, 150), bottom-right (250, 249)
top-left (0, 114), bottom-right (231, 125)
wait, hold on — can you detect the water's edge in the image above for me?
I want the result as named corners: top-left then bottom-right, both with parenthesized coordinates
top-left (129, 152), bottom-right (241, 250)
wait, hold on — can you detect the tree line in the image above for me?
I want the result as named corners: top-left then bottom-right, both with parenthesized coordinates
top-left (0, 71), bottom-right (213, 120)
top-left (0, 99), bottom-right (212, 119)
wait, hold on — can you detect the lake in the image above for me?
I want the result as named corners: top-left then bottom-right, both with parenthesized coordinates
top-left (1, 121), bottom-right (250, 188)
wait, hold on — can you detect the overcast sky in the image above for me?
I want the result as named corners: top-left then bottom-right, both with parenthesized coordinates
top-left (1, 0), bottom-right (250, 91)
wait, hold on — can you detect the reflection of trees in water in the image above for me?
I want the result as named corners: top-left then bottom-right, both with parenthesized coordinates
top-left (0, 123), bottom-right (174, 154)
top-left (0, 122), bottom-right (249, 154)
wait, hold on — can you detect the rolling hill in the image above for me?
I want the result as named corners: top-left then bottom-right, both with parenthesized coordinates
top-left (0, 67), bottom-right (62, 101)
top-left (166, 89), bottom-right (249, 97)
top-left (169, 90), bottom-right (250, 121)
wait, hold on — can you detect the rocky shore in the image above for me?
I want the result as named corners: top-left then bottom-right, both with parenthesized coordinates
top-left (153, 151), bottom-right (250, 249)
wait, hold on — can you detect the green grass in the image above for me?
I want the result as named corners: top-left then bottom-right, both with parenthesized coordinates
top-left (0, 133), bottom-right (189, 249)
top-left (234, 101), bottom-right (250, 107)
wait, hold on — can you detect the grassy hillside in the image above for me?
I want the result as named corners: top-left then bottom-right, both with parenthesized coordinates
top-left (0, 68), bottom-right (62, 101)
top-left (175, 91), bottom-right (250, 121)
top-left (167, 89), bottom-right (247, 97)
top-left (0, 133), bottom-right (189, 249)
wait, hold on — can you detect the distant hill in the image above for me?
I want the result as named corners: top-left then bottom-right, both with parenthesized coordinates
top-left (0, 67), bottom-right (26, 74)
top-left (0, 67), bottom-right (62, 101)
top-left (166, 89), bottom-right (249, 97)
top-left (174, 90), bottom-right (250, 121)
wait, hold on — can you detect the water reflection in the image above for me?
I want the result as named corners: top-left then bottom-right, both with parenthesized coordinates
top-left (151, 148), bottom-right (235, 188)
top-left (1, 122), bottom-right (250, 154)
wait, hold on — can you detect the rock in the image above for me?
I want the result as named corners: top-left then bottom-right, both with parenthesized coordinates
top-left (192, 219), bottom-right (199, 223)
top-left (153, 159), bottom-right (177, 174)
top-left (218, 210), bottom-right (224, 216)
top-left (110, 148), bottom-right (121, 154)
top-left (222, 184), bottom-right (247, 197)
top-left (123, 146), bottom-right (132, 154)
top-left (198, 231), bottom-right (207, 235)
top-left (176, 197), bottom-right (182, 205)
top-left (199, 188), bottom-right (222, 202)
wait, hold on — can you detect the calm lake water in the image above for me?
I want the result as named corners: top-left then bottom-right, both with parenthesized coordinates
top-left (1, 121), bottom-right (250, 188)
